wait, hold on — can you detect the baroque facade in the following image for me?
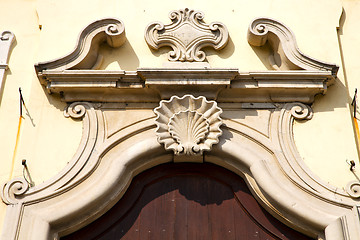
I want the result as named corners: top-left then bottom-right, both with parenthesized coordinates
top-left (1, 0), bottom-right (360, 239)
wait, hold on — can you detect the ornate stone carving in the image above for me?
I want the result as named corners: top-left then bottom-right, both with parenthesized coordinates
top-left (9, 13), bottom-right (360, 240)
top-left (346, 181), bottom-right (360, 198)
top-left (0, 178), bottom-right (29, 205)
top-left (289, 103), bottom-right (313, 120)
top-left (64, 102), bottom-right (88, 119)
top-left (0, 31), bottom-right (15, 69)
top-left (0, 31), bottom-right (15, 102)
top-left (35, 18), bottom-right (126, 78)
top-left (145, 8), bottom-right (228, 62)
top-left (248, 17), bottom-right (338, 75)
top-left (154, 95), bottom-right (223, 155)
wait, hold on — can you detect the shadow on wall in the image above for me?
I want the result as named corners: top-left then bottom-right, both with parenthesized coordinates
top-left (206, 35), bottom-right (235, 60)
top-left (0, 39), bottom-right (17, 106)
top-left (99, 40), bottom-right (140, 71)
top-left (312, 77), bottom-right (349, 113)
top-left (249, 40), bottom-right (349, 113)
top-left (141, 36), bottom-right (235, 64)
top-left (38, 39), bottom-right (140, 111)
top-left (313, 6), bottom-right (349, 114)
top-left (250, 42), bottom-right (275, 71)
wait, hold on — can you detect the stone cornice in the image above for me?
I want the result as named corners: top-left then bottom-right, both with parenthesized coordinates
top-left (34, 16), bottom-right (338, 104)
top-left (39, 68), bottom-right (334, 103)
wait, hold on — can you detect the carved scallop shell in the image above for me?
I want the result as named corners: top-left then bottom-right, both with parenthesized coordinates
top-left (154, 95), bottom-right (223, 155)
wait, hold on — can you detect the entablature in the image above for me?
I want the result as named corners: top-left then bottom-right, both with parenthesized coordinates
top-left (39, 68), bottom-right (334, 103)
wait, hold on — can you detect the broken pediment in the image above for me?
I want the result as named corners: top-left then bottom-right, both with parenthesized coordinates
top-left (35, 18), bottom-right (126, 80)
top-left (34, 15), bottom-right (338, 104)
top-left (247, 17), bottom-right (339, 75)
top-left (144, 8), bottom-right (229, 63)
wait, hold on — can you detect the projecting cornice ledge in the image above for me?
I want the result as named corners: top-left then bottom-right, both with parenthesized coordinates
top-left (38, 68), bottom-right (334, 103)
top-left (34, 16), bottom-right (337, 104)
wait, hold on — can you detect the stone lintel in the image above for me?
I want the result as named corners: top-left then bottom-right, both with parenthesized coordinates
top-left (40, 68), bottom-right (333, 103)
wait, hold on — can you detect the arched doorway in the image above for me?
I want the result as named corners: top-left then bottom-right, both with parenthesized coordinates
top-left (61, 163), bottom-right (312, 240)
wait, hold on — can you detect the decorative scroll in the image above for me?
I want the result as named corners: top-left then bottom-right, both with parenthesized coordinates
top-left (346, 181), bottom-right (360, 198)
top-left (0, 31), bottom-right (15, 102)
top-left (64, 102), bottom-right (88, 119)
top-left (0, 31), bottom-right (15, 69)
top-left (154, 95), bottom-right (223, 155)
top-left (145, 8), bottom-right (228, 62)
top-left (248, 17), bottom-right (339, 75)
top-left (1, 178), bottom-right (29, 205)
top-left (289, 103), bottom-right (313, 120)
top-left (35, 18), bottom-right (126, 75)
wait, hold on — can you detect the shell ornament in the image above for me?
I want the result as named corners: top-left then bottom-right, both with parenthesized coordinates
top-left (154, 95), bottom-right (223, 155)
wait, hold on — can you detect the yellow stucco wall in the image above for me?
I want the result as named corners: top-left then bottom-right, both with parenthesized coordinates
top-left (0, 0), bottom-right (359, 234)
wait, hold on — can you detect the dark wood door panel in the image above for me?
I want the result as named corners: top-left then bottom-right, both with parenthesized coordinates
top-left (62, 163), bottom-right (313, 240)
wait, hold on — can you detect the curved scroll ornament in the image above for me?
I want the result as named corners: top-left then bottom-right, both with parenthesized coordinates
top-left (0, 31), bottom-right (15, 103)
top-left (154, 95), bottom-right (223, 155)
top-left (289, 103), bottom-right (313, 120)
top-left (145, 8), bottom-right (228, 62)
top-left (35, 18), bottom-right (126, 74)
top-left (1, 178), bottom-right (29, 205)
top-left (247, 17), bottom-right (339, 75)
top-left (346, 181), bottom-right (360, 198)
top-left (64, 102), bottom-right (88, 119)
top-left (0, 102), bottom-right (95, 207)
top-left (0, 31), bottom-right (15, 69)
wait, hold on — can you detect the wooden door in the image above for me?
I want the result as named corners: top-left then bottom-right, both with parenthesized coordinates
top-left (62, 163), bottom-right (313, 240)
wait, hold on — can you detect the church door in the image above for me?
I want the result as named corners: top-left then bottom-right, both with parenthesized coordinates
top-left (61, 163), bottom-right (313, 240)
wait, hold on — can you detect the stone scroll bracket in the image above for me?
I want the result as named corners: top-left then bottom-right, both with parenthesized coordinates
top-left (0, 31), bottom-right (15, 70)
top-left (35, 18), bottom-right (126, 84)
top-left (247, 17), bottom-right (339, 77)
top-left (0, 102), bottom-right (98, 206)
top-left (145, 8), bottom-right (229, 65)
top-left (0, 31), bottom-right (15, 103)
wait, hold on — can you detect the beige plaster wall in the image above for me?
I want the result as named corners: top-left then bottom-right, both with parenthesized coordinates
top-left (0, 0), bottom-right (359, 235)
top-left (0, 0), bottom-right (82, 231)
top-left (293, 0), bottom-right (360, 188)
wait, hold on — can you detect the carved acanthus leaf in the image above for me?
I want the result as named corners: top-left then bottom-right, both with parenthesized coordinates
top-left (248, 17), bottom-right (339, 75)
top-left (154, 95), bottom-right (223, 155)
top-left (145, 8), bottom-right (228, 62)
